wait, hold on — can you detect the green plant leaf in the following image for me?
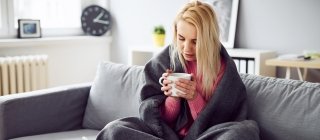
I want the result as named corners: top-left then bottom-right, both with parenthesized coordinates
top-left (153, 25), bottom-right (165, 34)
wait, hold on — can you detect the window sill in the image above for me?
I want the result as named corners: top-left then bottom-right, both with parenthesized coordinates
top-left (0, 36), bottom-right (112, 48)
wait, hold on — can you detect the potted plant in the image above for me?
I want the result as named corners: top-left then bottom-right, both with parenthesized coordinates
top-left (153, 25), bottom-right (166, 47)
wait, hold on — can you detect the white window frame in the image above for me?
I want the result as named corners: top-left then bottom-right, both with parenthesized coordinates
top-left (0, 0), bottom-right (9, 37)
top-left (7, 0), bottom-right (15, 38)
top-left (0, 0), bottom-right (109, 38)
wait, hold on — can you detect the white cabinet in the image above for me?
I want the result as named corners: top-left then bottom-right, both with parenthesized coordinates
top-left (226, 48), bottom-right (276, 77)
top-left (128, 46), bottom-right (164, 66)
top-left (129, 46), bottom-right (276, 77)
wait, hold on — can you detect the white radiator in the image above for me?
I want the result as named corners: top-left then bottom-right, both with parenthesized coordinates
top-left (0, 55), bottom-right (48, 96)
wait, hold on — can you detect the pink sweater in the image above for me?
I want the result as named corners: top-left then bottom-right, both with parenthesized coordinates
top-left (161, 60), bottom-right (226, 137)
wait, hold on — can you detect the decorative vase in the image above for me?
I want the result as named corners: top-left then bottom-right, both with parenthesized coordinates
top-left (153, 34), bottom-right (165, 47)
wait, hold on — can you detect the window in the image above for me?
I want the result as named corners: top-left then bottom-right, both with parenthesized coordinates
top-left (0, 0), bottom-right (108, 38)
top-left (14, 0), bottom-right (81, 29)
top-left (0, 2), bottom-right (2, 28)
top-left (0, 0), bottom-right (8, 37)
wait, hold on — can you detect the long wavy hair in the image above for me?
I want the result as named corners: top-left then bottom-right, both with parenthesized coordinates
top-left (170, 1), bottom-right (221, 100)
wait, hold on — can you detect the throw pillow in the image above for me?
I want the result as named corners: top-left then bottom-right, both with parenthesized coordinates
top-left (82, 62), bottom-right (144, 130)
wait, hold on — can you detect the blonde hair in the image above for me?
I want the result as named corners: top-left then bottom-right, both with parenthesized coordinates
top-left (171, 1), bottom-right (221, 100)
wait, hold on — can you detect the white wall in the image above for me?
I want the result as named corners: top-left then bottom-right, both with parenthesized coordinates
top-left (0, 36), bottom-right (111, 88)
top-left (109, 0), bottom-right (320, 82)
top-left (235, 0), bottom-right (320, 82)
top-left (109, 0), bottom-right (187, 64)
top-left (235, 0), bottom-right (320, 54)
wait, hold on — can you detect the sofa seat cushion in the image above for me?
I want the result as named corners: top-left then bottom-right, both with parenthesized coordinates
top-left (10, 129), bottom-right (99, 140)
top-left (82, 62), bottom-right (144, 130)
top-left (241, 74), bottom-right (320, 140)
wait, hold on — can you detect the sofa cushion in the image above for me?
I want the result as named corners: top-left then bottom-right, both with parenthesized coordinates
top-left (10, 129), bottom-right (99, 140)
top-left (82, 62), bottom-right (144, 130)
top-left (240, 74), bottom-right (320, 140)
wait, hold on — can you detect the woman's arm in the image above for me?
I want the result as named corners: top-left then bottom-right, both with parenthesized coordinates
top-left (161, 97), bottom-right (181, 123)
top-left (187, 93), bottom-right (206, 120)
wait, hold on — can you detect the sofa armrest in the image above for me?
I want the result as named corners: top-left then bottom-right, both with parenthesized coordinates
top-left (0, 83), bottom-right (91, 140)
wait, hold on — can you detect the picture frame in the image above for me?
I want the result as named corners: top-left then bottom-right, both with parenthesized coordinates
top-left (18, 19), bottom-right (41, 38)
top-left (203, 0), bottom-right (239, 48)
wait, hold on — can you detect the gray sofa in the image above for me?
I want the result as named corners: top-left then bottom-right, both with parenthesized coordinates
top-left (1, 62), bottom-right (320, 140)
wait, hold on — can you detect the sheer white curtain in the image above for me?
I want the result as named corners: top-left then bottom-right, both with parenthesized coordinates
top-left (13, 0), bottom-right (81, 28)
top-left (0, 2), bottom-right (2, 28)
top-left (0, 0), bottom-right (7, 36)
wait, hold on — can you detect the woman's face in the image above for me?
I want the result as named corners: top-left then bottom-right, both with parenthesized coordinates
top-left (176, 20), bottom-right (197, 61)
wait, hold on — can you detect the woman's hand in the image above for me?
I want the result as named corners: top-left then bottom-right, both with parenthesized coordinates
top-left (174, 73), bottom-right (197, 100)
top-left (160, 69), bottom-right (176, 97)
top-left (160, 70), bottom-right (196, 100)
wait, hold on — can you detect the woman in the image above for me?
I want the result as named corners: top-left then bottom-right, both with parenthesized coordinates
top-left (97, 1), bottom-right (259, 140)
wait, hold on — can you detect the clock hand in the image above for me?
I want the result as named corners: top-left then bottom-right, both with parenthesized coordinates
top-left (93, 11), bottom-right (104, 22)
top-left (94, 20), bottom-right (110, 25)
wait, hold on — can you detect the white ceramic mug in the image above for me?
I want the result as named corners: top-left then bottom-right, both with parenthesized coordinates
top-left (159, 73), bottom-right (192, 96)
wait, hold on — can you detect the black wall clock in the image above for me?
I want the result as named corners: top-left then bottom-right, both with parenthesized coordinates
top-left (81, 5), bottom-right (111, 36)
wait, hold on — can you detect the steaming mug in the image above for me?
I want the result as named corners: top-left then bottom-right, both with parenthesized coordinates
top-left (159, 73), bottom-right (192, 97)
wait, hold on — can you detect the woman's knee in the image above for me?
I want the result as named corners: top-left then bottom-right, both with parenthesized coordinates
top-left (96, 117), bottom-right (156, 140)
top-left (96, 119), bottom-right (129, 139)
